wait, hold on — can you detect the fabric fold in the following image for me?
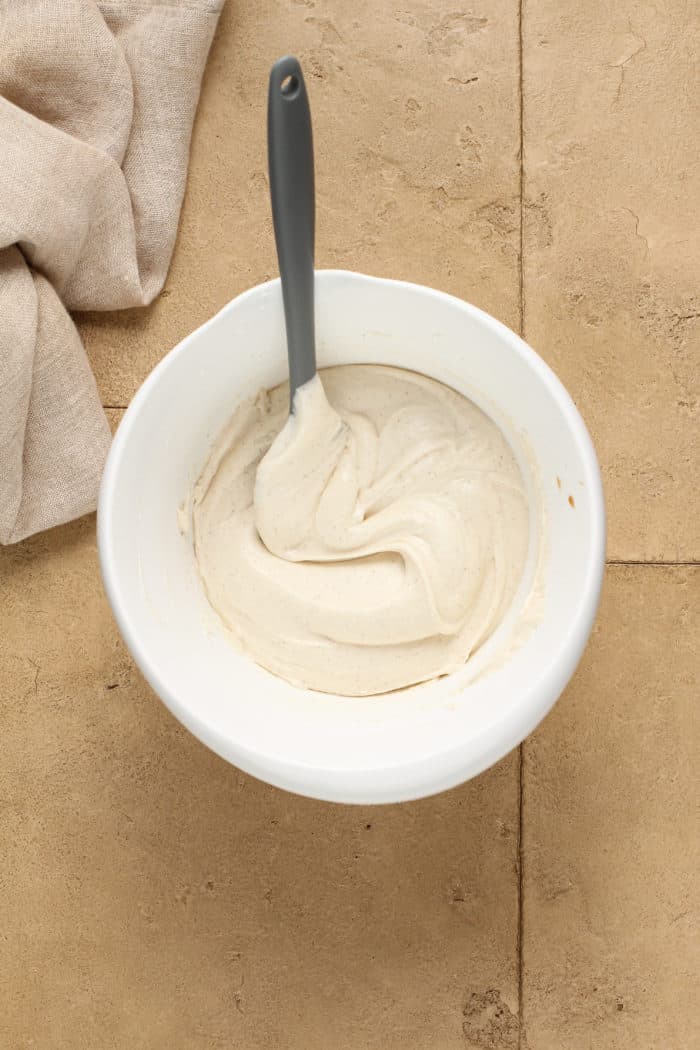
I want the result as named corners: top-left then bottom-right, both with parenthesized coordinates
top-left (0, 0), bottom-right (223, 543)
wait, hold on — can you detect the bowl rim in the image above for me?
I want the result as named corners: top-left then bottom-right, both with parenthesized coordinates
top-left (98, 269), bottom-right (606, 803)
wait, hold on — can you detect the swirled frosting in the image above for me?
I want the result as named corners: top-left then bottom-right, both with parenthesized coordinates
top-left (192, 365), bottom-right (528, 695)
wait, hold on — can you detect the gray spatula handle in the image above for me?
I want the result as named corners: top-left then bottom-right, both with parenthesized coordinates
top-left (267, 56), bottom-right (316, 404)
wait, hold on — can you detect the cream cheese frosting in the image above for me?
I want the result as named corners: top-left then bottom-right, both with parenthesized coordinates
top-left (192, 365), bottom-right (529, 695)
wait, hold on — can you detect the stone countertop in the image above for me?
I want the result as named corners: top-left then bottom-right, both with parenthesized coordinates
top-left (2, 2), bottom-right (698, 1047)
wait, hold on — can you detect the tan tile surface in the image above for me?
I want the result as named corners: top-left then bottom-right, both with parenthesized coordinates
top-left (522, 566), bottom-right (699, 1048)
top-left (79, 0), bottom-right (522, 406)
top-left (0, 518), bottom-right (519, 1049)
top-left (522, 1), bottom-right (700, 561)
top-left (2, 1), bottom-right (699, 1047)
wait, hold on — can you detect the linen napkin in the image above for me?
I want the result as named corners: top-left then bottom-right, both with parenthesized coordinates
top-left (0, 0), bottom-right (223, 544)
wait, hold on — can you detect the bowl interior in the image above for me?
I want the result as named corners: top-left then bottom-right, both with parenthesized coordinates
top-left (99, 271), bottom-right (604, 803)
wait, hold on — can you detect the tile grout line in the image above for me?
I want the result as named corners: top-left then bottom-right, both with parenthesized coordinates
top-left (607, 559), bottom-right (700, 566)
top-left (517, 0), bottom-right (525, 1046)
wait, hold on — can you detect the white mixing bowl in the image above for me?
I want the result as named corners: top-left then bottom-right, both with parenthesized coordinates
top-left (98, 271), bottom-right (605, 804)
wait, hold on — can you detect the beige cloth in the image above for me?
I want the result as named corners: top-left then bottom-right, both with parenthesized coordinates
top-left (0, 0), bottom-right (223, 544)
